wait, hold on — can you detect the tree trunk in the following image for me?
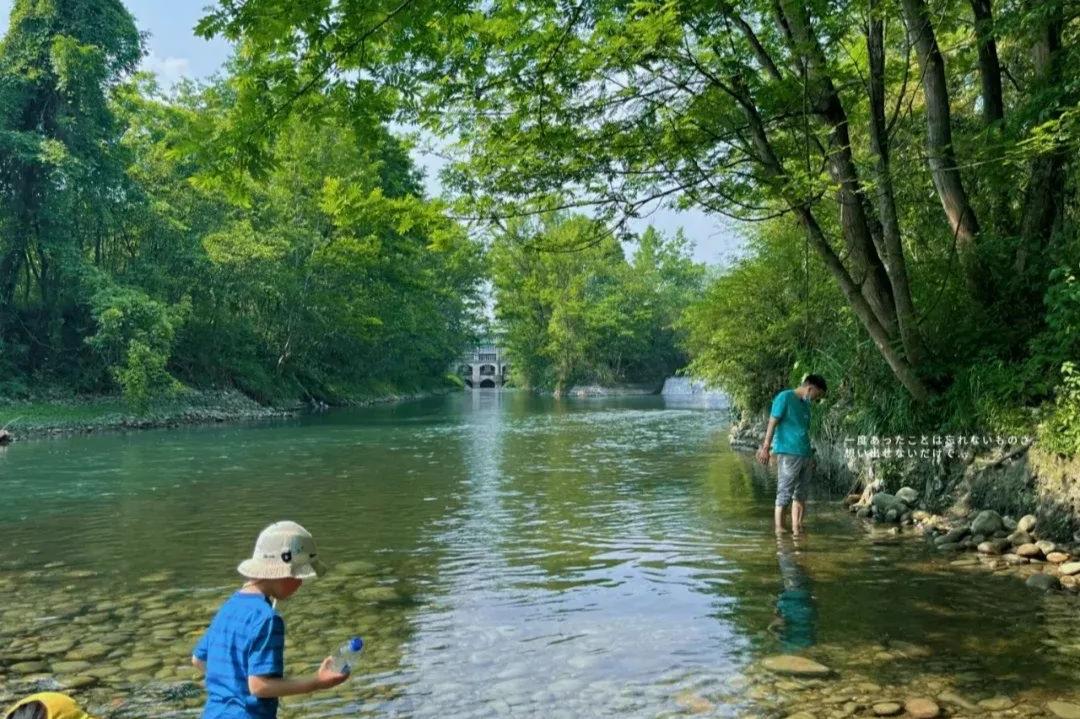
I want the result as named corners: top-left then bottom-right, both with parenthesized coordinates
top-left (968, 0), bottom-right (1005, 125)
top-left (735, 78), bottom-right (931, 403)
top-left (865, 5), bottom-right (928, 368)
top-left (776, 0), bottom-right (900, 340)
top-left (1015, 2), bottom-right (1064, 277)
top-left (900, 0), bottom-right (988, 304)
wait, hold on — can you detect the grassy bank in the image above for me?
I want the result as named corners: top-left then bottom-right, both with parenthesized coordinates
top-left (0, 383), bottom-right (456, 440)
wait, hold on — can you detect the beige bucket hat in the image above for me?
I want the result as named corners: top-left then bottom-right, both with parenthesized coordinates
top-left (238, 521), bottom-right (326, 580)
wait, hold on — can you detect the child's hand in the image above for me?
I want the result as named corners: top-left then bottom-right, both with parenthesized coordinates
top-left (316, 657), bottom-right (350, 689)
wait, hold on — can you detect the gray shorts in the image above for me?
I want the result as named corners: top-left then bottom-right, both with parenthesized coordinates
top-left (776, 453), bottom-right (812, 507)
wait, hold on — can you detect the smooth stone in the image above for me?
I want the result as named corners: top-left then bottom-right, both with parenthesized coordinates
top-left (936, 527), bottom-right (968, 544)
top-left (1003, 516), bottom-right (1018, 531)
top-left (1017, 543), bottom-right (1043, 558)
top-left (1048, 552), bottom-right (1071, 564)
top-left (1009, 530), bottom-right (1034, 547)
top-left (904, 698), bottom-right (940, 719)
top-left (38, 638), bottom-right (77, 655)
top-left (1048, 701), bottom-right (1080, 719)
top-left (66, 643), bottom-right (110, 661)
top-left (1018, 514), bottom-right (1037, 533)
top-left (1061, 575), bottom-right (1080, 590)
top-left (978, 696), bottom-right (1015, 710)
top-left (1003, 553), bottom-right (1029, 565)
top-left (1059, 562), bottom-right (1080, 576)
top-left (61, 674), bottom-right (98, 690)
top-left (10, 661), bottom-right (47, 673)
top-left (971, 510), bottom-right (1003, 536)
top-left (51, 660), bottom-right (92, 673)
top-left (896, 487), bottom-right (919, 505)
top-left (872, 702), bottom-right (902, 716)
top-left (978, 540), bottom-right (1008, 555)
top-left (761, 655), bottom-right (833, 677)
top-left (675, 692), bottom-right (715, 713)
top-left (119, 656), bottom-right (162, 672)
top-left (1038, 540), bottom-right (1058, 555)
top-left (1028, 573), bottom-right (1061, 591)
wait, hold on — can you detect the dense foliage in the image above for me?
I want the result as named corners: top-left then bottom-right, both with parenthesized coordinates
top-left (0, 1), bottom-right (483, 407)
top-left (193, 0), bottom-right (1079, 452)
top-left (491, 216), bottom-right (704, 392)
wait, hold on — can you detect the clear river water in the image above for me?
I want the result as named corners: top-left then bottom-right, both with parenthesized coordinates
top-left (2, 392), bottom-right (1080, 718)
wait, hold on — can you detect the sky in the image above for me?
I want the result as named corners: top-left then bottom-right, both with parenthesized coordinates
top-left (0, 1), bottom-right (746, 266)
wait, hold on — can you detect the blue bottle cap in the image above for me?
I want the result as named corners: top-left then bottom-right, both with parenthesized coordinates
top-left (348, 637), bottom-right (364, 652)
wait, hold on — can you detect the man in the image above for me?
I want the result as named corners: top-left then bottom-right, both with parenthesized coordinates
top-left (756, 374), bottom-right (827, 534)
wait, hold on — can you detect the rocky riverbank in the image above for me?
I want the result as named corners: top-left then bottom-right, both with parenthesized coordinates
top-left (730, 410), bottom-right (1080, 598)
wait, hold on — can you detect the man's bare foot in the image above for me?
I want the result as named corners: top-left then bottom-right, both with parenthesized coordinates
top-left (775, 525), bottom-right (787, 534)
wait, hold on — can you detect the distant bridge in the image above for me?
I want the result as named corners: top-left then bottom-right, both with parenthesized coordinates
top-left (456, 344), bottom-right (509, 389)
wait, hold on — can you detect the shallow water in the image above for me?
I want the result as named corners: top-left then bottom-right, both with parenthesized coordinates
top-left (2, 392), bottom-right (1080, 717)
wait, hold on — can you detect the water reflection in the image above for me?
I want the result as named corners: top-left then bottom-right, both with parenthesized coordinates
top-left (770, 536), bottom-right (817, 652)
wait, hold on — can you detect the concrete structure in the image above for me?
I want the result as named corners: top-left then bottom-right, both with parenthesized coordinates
top-left (457, 343), bottom-right (510, 389)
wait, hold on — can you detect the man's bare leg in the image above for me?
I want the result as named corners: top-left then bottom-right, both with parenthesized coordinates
top-left (775, 504), bottom-right (787, 533)
top-left (792, 500), bottom-right (805, 535)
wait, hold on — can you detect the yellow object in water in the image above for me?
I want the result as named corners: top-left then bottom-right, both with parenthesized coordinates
top-left (3, 693), bottom-right (94, 719)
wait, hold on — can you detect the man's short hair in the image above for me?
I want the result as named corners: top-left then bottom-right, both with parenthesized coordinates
top-left (802, 374), bottom-right (827, 393)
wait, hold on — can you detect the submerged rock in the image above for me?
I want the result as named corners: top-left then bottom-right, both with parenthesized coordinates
top-left (761, 655), bottom-right (833, 677)
top-left (904, 697), bottom-right (940, 719)
top-left (1026, 573), bottom-right (1060, 591)
top-left (937, 691), bottom-right (978, 710)
top-left (978, 696), bottom-right (1015, 711)
top-left (1048, 701), bottom-right (1080, 719)
top-left (871, 702), bottom-right (902, 716)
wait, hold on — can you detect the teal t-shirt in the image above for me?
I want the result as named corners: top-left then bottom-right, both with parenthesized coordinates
top-left (769, 389), bottom-right (812, 456)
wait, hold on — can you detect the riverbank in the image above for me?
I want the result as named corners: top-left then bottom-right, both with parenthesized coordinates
top-left (730, 410), bottom-right (1080, 595)
top-left (0, 386), bottom-right (454, 441)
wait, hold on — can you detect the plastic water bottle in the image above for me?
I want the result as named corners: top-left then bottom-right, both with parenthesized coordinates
top-left (329, 637), bottom-right (364, 674)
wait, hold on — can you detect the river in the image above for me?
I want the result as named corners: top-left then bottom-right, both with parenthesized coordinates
top-left (2, 392), bottom-right (1080, 718)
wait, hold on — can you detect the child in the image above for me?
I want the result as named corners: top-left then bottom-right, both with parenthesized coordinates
top-left (192, 521), bottom-right (348, 718)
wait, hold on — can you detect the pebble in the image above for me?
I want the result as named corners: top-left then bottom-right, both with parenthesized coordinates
top-left (1047, 552), bottom-right (1071, 564)
top-left (1059, 562), bottom-right (1080, 575)
top-left (871, 702), bottom-right (902, 716)
top-left (10, 661), bottom-right (47, 674)
top-left (761, 656), bottom-right (833, 677)
top-left (904, 697), bottom-right (940, 719)
top-left (119, 657), bottom-right (162, 672)
top-left (978, 696), bottom-right (1015, 710)
top-left (61, 674), bottom-right (98, 690)
top-left (38, 638), bottom-right (77, 655)
top-left (1018, 514), bottom-right (1037, 533)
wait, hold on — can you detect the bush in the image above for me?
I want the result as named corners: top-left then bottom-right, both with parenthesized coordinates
top-left (1038, 361), bottom-right (1080, 458)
